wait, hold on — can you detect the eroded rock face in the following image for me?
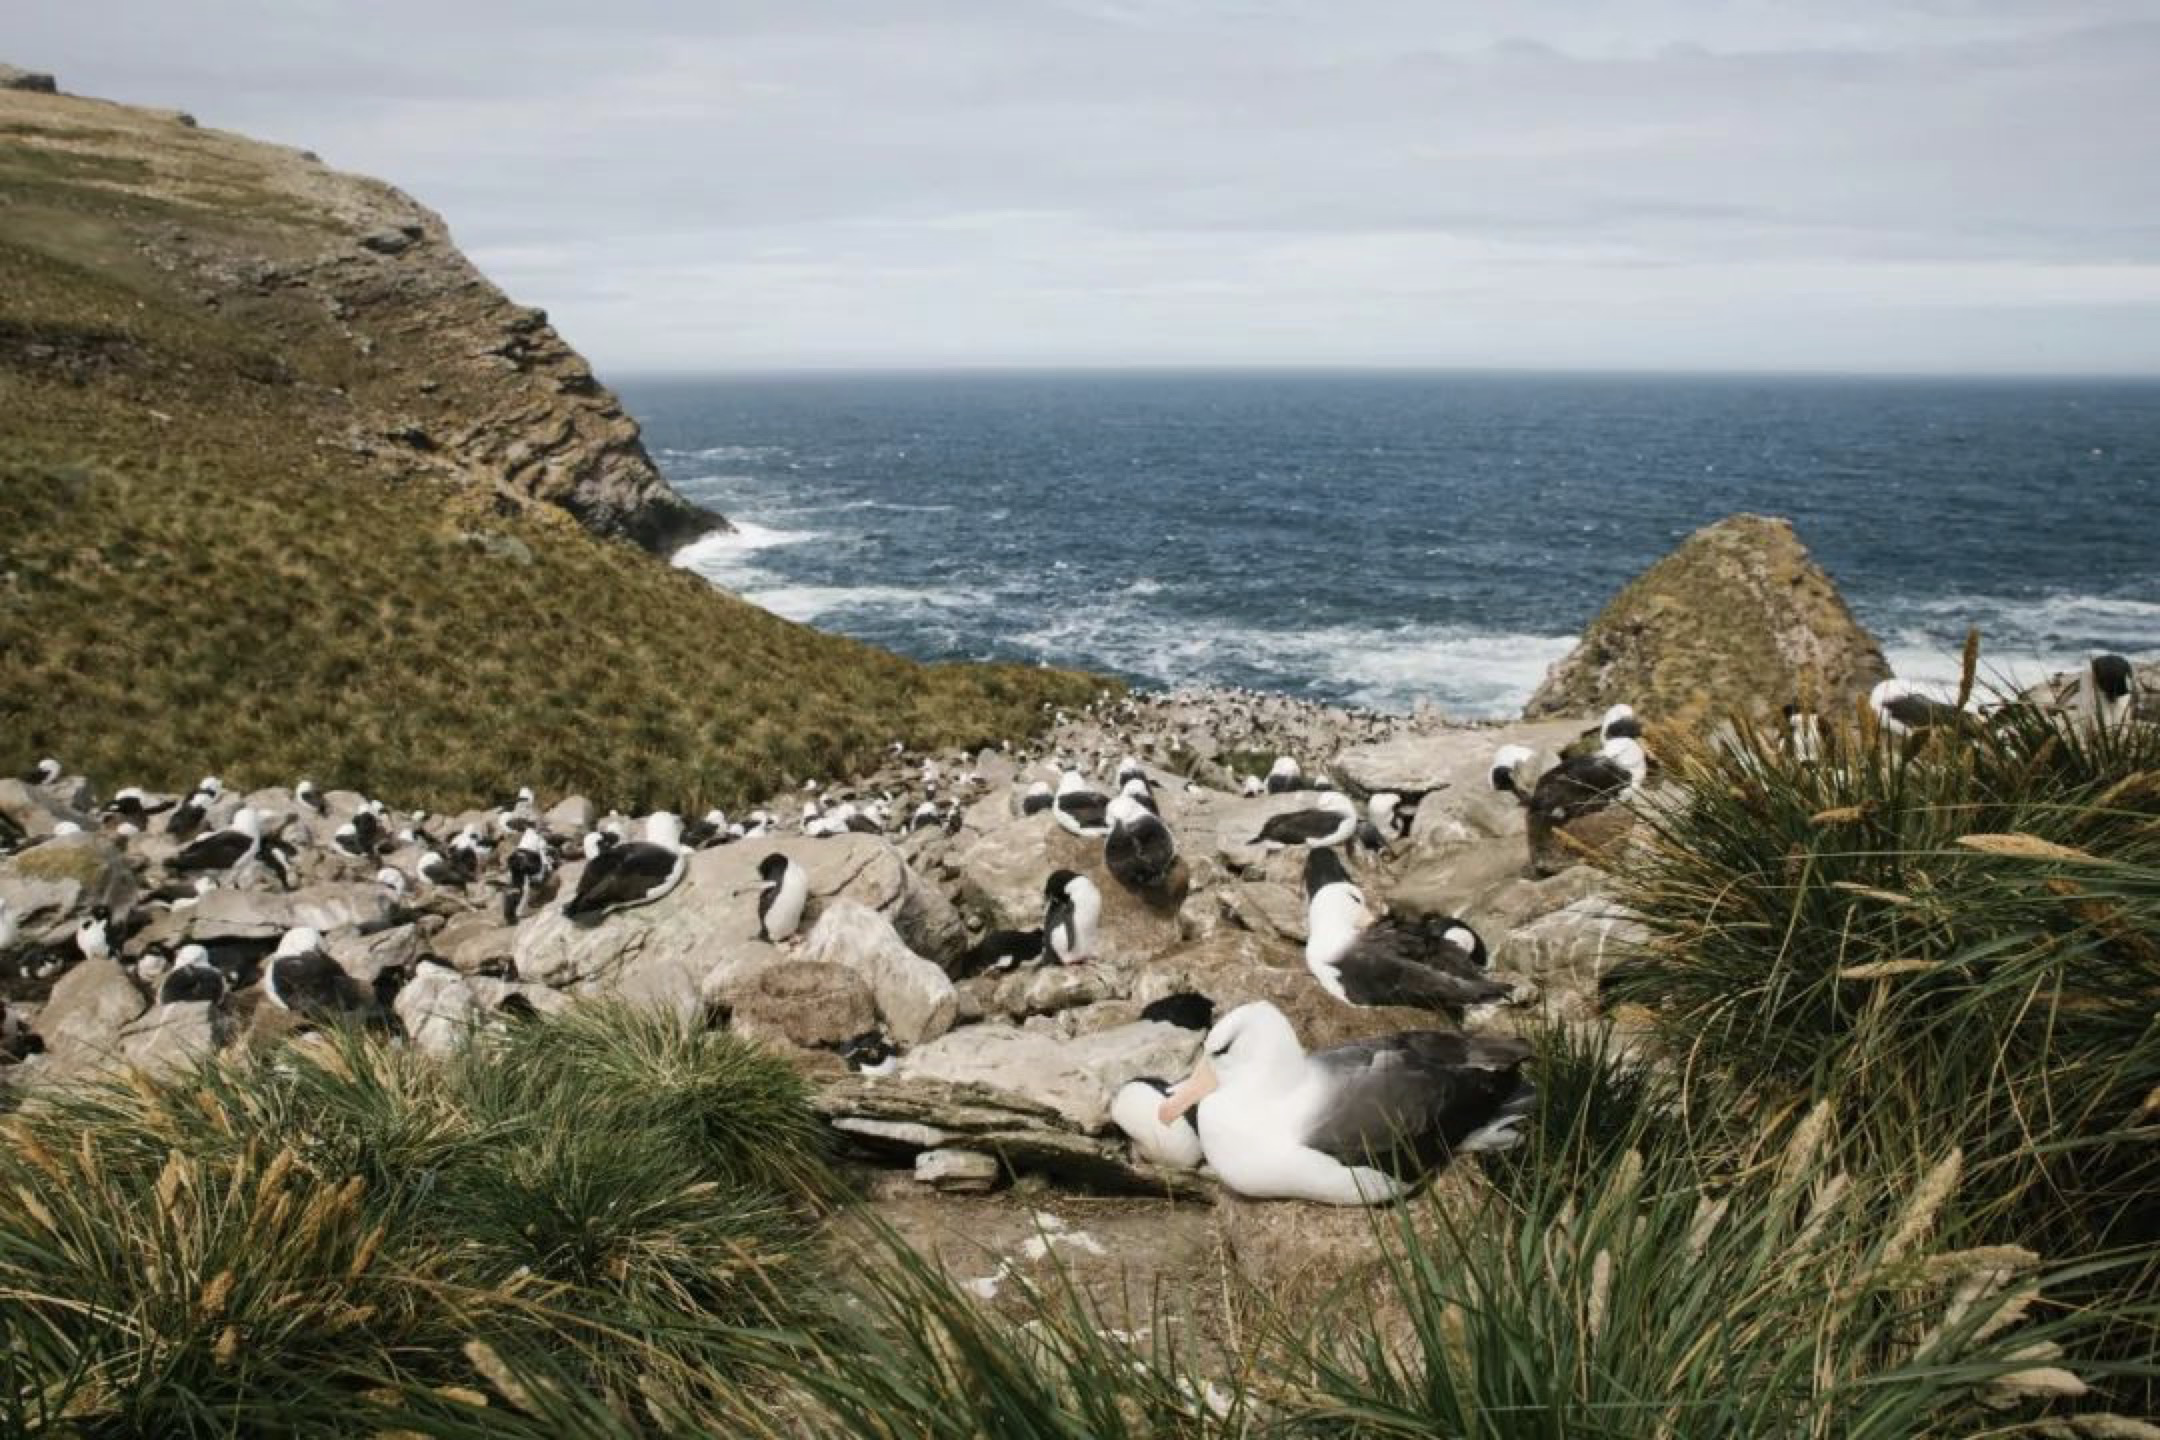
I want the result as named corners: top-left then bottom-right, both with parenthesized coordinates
top-left (1526, 514), bottom-right (1889, 731)
top-left (0, 79), bottom-right (720, 553)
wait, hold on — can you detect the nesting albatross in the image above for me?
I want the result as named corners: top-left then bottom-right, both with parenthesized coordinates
top-left (1158, 1001), bottom-right (1536, 1205)
top-left (1302, 850), bottom-right (1508, 1013)
top-left (564, 812), bottom-right (686, 921)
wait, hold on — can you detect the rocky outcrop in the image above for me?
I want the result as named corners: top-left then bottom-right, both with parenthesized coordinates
top-left (0, 79), bottom-right (721, 553)
top-left (0, 64), bottom-right (57, 93)
top-left (1525, 514), bottom-right (1889, 731)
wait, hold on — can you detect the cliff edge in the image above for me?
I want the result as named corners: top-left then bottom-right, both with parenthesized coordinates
top-left (0, 73), bottom-right (718, 551)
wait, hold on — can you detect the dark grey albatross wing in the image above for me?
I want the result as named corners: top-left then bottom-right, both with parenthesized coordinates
top-left (1528, 756), bottom-right (1633, 823)
top-left (1105, 815), bottom-right (1176, 890)
top-left (1253, 808), bottom-right (1348, 845)
top-left (1302, 1031), bottom-right (1534, 1185)
top-left (1333, 927), bottom-right (1510, 1010)
top-left (564, 842), bottom-right (683, 920)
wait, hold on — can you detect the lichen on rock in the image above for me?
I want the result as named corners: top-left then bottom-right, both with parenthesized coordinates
top-left (1525, 513), bottom-right (1889, 731)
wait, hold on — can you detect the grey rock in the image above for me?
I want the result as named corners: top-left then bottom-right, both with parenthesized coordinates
top-left (801, 901), bottom-right (956, 1045)
top-left (119, 1002), bottom-right (221, 1078)
top-left (0, 65), bottom-right (59, 93)
top-left (723, 959), bottom-right (877, 1050)
top-left (544, 794), bottom-right (597, 833)
top-left (897, 1019), bottom-right (1199, 1132)
top-left (985, 962), bottom-right (1122, 1020)
top-left (359, 225), bottom-right (419, 255)
top-left (31, 957), bottom-right (146, 1070)
top-left (1493, 896), bottom-right (1647, 1017)
top-left (434, 912), bottom-right (519, 975)
top-left (395, 962), bottom-right (481, 1054)
top-left (323, 922), bottom-right (420, 984)
top-left (812, 1075), bottom-right (1213, 1197)
top-left (0, 833), bottom-right (138, 944)
top-left (915, 1148), bottom-right (1001, 1192)
top-left (175, 882), bottom-right (395, 943)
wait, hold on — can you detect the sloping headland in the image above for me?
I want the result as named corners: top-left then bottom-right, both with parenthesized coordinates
top-left (0, 72), bottom-right (1096, 808)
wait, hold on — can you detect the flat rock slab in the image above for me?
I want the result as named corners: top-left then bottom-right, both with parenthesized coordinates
top-left (814, 1074), bottom-right (1214, 1198)
top-left (898, 1019), bottom-right (1201, 1131)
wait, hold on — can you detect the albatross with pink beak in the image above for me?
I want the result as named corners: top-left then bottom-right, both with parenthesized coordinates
top-left (1157, 1001), bottom-right (1537, 1205)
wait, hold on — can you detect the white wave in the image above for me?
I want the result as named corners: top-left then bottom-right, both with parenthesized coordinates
top-left (739, 584), bottom-right (986, 625)
top-left (828, 499), bottom-right (958, 514)
top-left (1011, 610), bottom-right (1574, 717)
top-left (663, 443), bottom-right (789, 463)
top-left (1122, 578), bottom-right (1165, 597)
top-left (671, 520), bottom-right (820, 590)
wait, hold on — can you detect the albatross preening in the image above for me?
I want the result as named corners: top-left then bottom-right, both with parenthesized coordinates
top-left (1303, 850), bottom-right (1507, 1013)
top-left (1250, 789), bottom-right (1359, 850)
top-left (1111, 1077), bottom-right (1206, 1170)
top-left (1157, 1000), bottom-right (1535, 1205)
top-left (1492, 739), bottom-right (1646, 825)
top-left (564, 812), bottom-right (686, 921)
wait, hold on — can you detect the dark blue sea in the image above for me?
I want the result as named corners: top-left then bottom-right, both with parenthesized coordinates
top-left (625, 372), bottom-right (2160, 717)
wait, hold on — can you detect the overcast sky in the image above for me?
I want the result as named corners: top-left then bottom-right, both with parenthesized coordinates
top-left (21, 2), bottom-right (2160, 373)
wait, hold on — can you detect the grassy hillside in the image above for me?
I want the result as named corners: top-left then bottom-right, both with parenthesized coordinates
top-left (0, 86), bottom-right (1097, 808)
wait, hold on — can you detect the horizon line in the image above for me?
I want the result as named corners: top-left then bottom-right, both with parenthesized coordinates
top-left (605, 361), bottom-right (2160, 384)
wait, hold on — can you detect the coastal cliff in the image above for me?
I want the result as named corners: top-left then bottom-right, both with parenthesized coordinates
top-left (0, 74), bottom-right (715, 551)
top-left (0, 72), bottom-right (1095, 806)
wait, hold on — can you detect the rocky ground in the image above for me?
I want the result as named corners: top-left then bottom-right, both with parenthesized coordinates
top-left (0, 684), bottom-right (1658, 1279)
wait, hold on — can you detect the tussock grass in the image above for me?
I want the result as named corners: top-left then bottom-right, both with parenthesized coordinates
top-left (0, 1007), bottom-right (831, 1436)
top-left (1608, 693), bottom-right (2160, 1410)
top-left (344, 1050), bottom-right (2158, 1439)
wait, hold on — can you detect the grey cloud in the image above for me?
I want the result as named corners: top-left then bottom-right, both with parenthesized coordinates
top-left (14, 1), bottom-right (2159, 371)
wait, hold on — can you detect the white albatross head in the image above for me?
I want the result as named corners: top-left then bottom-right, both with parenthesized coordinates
top-left (1157, 1001), bottom-right (1306, 1125)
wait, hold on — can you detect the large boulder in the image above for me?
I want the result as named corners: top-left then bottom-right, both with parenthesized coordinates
top-left (1525, 514), bottom-right (1889, 731)
top-left (119, 1002), bottom-right (222, 1079)
top-left (1331, 717), bottom-right (1591, 843)
top-left (0, 834), bottom-right (138, 943)
top-left (139, 882), bottom-right (395, 948)
top-left (1492, 895), bottom-right (1649, 1019)
top-left (512, 835), bottom-right (955, 1017)
top-left (723, 959), bottom-right (877, 1050)
top-left (28, 957), bottom-right (146, 1075)
top-left (952, 812), bottom-right (1186, 968)
top-left (801, 901), bottom-right (956, 1045)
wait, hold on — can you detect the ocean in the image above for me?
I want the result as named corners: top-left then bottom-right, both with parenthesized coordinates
top-left (628, 372), bottom-right (2160, 718)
